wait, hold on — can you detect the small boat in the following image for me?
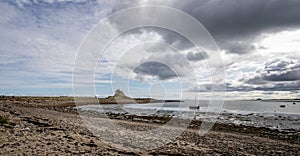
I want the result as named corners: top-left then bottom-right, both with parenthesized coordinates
top-left (293, 102), bottom-right (296, 105)
top-left (280, 105), bottom-right (286, 108)
top-left (189, 105), bottom-right (200, 110)
top-left (190, 96), bottom-right (200, 110)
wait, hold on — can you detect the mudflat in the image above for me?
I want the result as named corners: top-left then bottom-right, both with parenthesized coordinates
top-left (0, 96), bottom-right (299, 155)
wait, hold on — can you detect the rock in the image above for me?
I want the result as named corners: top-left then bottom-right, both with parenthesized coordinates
top-left (23, 117), bottom-right (51, 127)
top-left (84, 142), bottom-right (97, 147)
top-left (8, 129), bottom-right (15, 134)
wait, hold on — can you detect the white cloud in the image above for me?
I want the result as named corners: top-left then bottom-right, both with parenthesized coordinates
top-left (257, 30), bottom-right (300, 54)
top-left (1, 0), bottom-right (300, 99)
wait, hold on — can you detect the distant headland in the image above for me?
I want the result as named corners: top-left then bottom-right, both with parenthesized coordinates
top-left (98, 89), bottom-right (181, 104)
top-left (0, 89), bottom-right (181, 108)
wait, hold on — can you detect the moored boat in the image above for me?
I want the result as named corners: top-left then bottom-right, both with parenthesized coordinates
top-left (189, 105), bottom-right (200, 109)
top-left (280, 105), bottom-right (286, 108)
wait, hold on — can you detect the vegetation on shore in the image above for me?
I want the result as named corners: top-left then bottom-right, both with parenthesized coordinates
top-left (0, 115), bottom-right (9, 125)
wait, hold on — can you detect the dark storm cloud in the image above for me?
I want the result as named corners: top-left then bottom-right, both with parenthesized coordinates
top-left (109, 0), bottom-right (300, 54)
top-left (123, 0), bottom-right (300, 54)
top-left (226, 58), bottom-right (300, 92)
top-left (186, 51), bottom-right (208, 61)
top-left (254, 81), bottom-right (300, 91)
top-left (243, 76), bottom-right (267, 85)
top-left (263, 69), bottom-right (300, 81)
top-left (190, 58), bottom-right (300, 92)
top-left (189, 81), bottom-right (300, 93)
top-left (242, 58), bottom-right (300, 86)
top-left (180, 0), bottom-right (300, 54)
top-left (220, 42), bottom-right (256, 54)
top-left (262, 59), bottom-right (300, 81)
top-left (177, 0), bottom-right (300, 39)
top-left (133, 61), bottom-right (179, 80)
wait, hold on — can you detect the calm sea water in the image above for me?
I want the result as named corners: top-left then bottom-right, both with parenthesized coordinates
top-left (123, 100), bottom-right (300, 115)
top-left (78, 100), bottom-right (300, 131)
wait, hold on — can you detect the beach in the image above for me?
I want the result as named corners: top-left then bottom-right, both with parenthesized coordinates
top-left (0, 96), bottom-right (299, 155)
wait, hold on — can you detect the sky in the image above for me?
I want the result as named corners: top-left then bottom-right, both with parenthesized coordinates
top-left (1, 0), bottom-right (300, 100)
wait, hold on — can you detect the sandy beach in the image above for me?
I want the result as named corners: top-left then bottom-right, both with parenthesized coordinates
top-left (2, 0), bottom-right (300, 155)
top-left (0, 96), bottom-right (299, 155)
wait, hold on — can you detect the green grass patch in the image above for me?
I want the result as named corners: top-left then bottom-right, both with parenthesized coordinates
top-left (0, 115), bottom-right (9, 125)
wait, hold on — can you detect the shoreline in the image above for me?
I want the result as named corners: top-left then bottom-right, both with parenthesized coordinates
top-left (1, 97), bottom-right (300, 155)
top-left (0, 96), bottom-right (182, 106)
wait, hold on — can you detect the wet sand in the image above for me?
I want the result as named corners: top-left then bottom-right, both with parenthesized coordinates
top-left (0, 96), bottom-right (299, 155)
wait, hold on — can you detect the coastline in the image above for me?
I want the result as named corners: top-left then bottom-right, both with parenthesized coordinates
top-left (0, 96), bottom-right (181, 106)
top-left (0, 97), bottom-right (299, 155)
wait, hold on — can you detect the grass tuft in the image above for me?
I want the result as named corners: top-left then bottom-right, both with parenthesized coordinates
top-left (0, 115), bottom-right (9, 125)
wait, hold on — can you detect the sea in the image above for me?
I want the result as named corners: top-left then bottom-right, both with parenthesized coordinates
top-left (77, 100), bottom-right (300, 132)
